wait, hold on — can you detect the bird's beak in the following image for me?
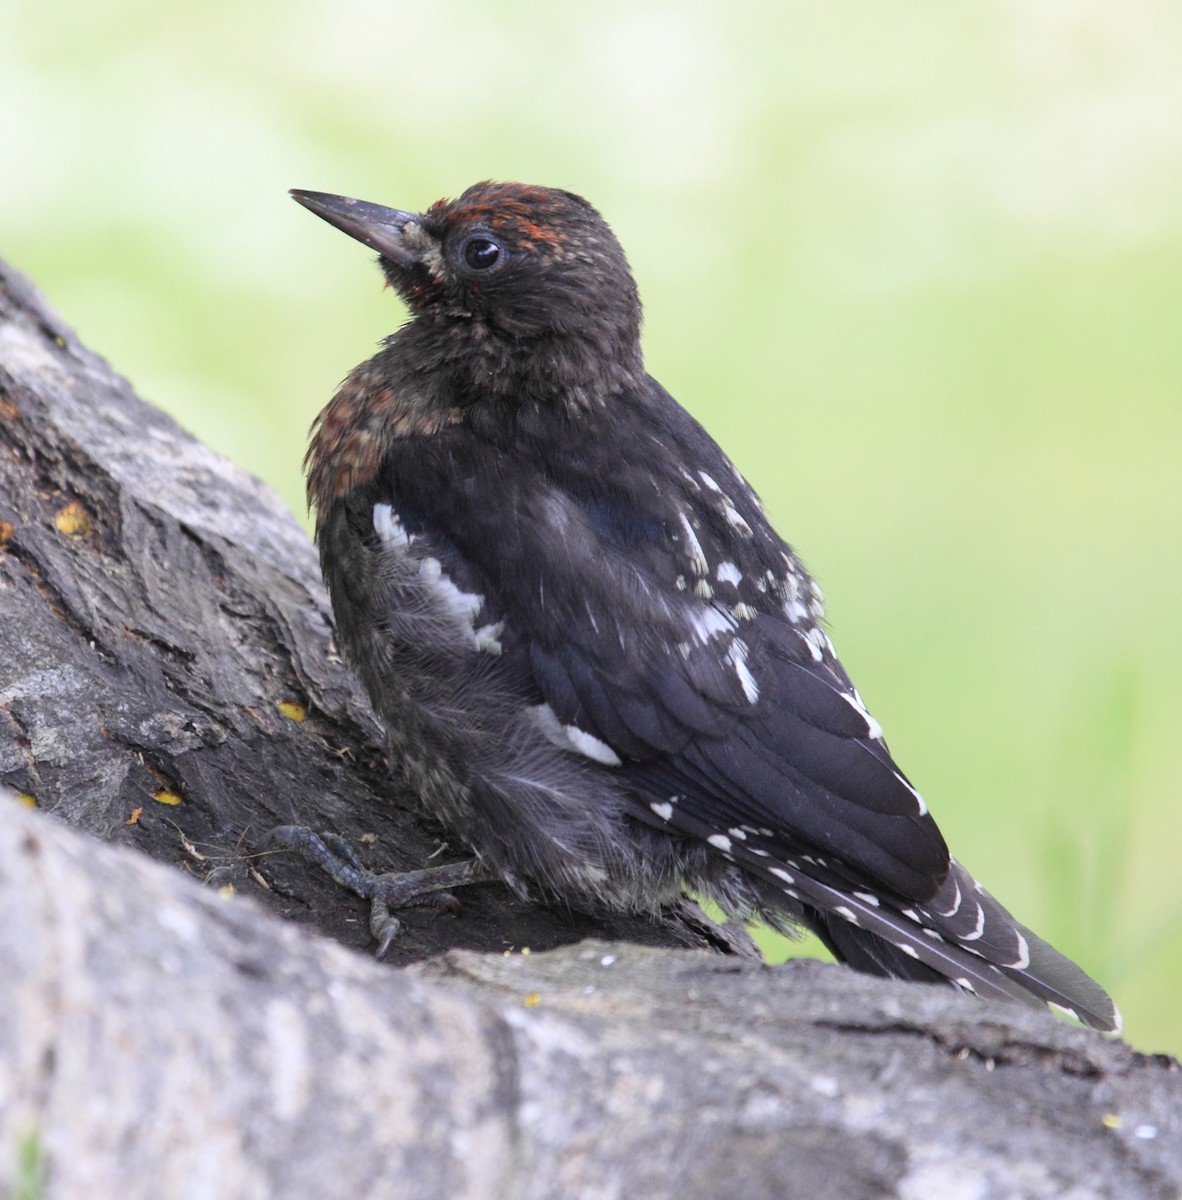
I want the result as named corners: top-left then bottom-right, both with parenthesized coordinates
top-left (290, 190), bottom-right (420, 269)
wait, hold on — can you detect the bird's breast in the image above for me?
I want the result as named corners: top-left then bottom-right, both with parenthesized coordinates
top-left (306, 361), bottom-right (463, 511)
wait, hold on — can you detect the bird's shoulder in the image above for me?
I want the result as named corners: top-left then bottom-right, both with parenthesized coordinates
top-left (305, 354), bottom-right (465, 514)
top-left (353, 373), bottom-right (819, 651)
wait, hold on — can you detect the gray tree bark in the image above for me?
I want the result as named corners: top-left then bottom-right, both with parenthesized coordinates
top-left (0, 259), bottom-right (718, 963)
top-left (1, 260), bottom-right (1178, 1200)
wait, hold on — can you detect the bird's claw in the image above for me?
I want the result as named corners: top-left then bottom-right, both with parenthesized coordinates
top-left (368, 877), bottom-right (461, 957)
top-left (370, 905), bottom-right (401, 958)
top-left (264, 824), bottom-right (488, 955)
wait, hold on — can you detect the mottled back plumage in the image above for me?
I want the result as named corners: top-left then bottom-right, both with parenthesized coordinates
top-left (294, 181), bottom-right (1119, 1033)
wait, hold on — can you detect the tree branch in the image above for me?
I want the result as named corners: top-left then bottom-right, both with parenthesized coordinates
top-left (1, 259), bottom-right (1178, 1198)
top-left (0, 258), bottom-right (712, 961)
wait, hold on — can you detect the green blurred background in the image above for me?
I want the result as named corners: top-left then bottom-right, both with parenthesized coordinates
top-left (3, 1), bottom-right (1179, 1056)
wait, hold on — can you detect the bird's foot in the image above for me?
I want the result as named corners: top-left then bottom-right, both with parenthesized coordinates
top-left (265, 825), bottom-right (491, 956)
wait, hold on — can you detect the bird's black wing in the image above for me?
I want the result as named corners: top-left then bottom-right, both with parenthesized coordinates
top-left (377, 380), bottom-right (1118, 1030)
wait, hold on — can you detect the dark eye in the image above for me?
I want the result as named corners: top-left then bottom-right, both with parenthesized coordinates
top-left (462, 236), bottom-right (501, 271)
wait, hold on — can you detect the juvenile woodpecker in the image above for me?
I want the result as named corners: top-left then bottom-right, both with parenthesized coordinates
top-left (289, 181), bottom-right (1119, 1033)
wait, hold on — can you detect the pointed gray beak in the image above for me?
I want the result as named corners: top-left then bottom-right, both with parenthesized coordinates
top-left (290, 190), bottom-right (419, 269)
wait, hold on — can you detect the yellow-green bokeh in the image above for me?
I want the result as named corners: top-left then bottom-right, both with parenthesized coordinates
top-left (3, 0), bottom-right (1179, 1056)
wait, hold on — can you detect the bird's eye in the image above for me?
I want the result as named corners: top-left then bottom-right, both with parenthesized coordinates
top-left (462, 236), bottom-right (502, 271)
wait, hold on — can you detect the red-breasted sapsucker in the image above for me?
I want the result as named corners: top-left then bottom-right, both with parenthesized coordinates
top-left (286, 181), bottom-right (1118, 1033)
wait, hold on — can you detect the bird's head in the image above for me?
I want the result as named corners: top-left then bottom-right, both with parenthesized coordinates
top-left (292, 182), bottom-right (644, 400)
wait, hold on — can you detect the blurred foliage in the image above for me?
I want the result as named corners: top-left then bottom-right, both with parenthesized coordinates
top-left (3, 0), bottom-right (1180, 1057)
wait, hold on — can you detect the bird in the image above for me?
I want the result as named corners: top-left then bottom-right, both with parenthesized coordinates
top-left (286, 180), bottom-right (1119, 1033)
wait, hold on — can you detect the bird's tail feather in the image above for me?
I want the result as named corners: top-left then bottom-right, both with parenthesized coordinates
top-left (795, 875), bottom-right (1120, 1033)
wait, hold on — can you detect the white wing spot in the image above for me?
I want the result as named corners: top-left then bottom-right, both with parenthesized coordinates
top-left (840, 690), bottom-right (883, 740)
top-left (893, 773), bottom-right (928, 816)
top-left (770, 867), bottom-right (796, 885)
top-left (415, 556), bottom-right (507, 655)
top-left (955, 978), bottom-right (978, 993)
top-left (1010, 931), bottom-right (1031, 971)
top-left (650, 801), bottom-right (674, 822)
top-left (686, 605), bottom-right (735, 647)
top-left (716, 561), bottom-right (743, 587)
top-left (373, 502), bottom-right (412, 548)
top-left (722, 503), bottom-right (753, 536)
top-left (933, 877), bottom-right (962, 919)
top-left (707, 833), bottom-right (733, 853)
top-left (531, 705), bottom-right (621, 766)
top-left (852, 891), bottom-right (881, 908)
top-left (733, 602), bottom-right (757, 621)
top-left (960, 902), bottom-right (987, 942)
top-left (472, 622), bottom-right (504, 656)
top-left (698, 473), bottom-right (754, 535)
top-left (564, 724), bottom-right (622, 766)
top-left (727, 827), bottom-right (747, 840)
top-left (678, 512), bottom-right (709, 577)
top-left (833, 905), bottom-right (859, 925)
top-left (898, 943), bottom-right (920, 959)
top-left (782, 599), bottom-right (808, 625)
top-left (808, 627), bottom-right (831, 662)
top-left (726, 638), bottom-right (760, 703)
top-left (421, 557), bottom-right (482, 620)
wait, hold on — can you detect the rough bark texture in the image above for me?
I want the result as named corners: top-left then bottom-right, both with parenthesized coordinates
top-left (1, 259), bottom-right (1179, 1199)
top-left (0, 258), bottom-right (717, 963)
top-left (2, 801), bottom-right (1179, 1200)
